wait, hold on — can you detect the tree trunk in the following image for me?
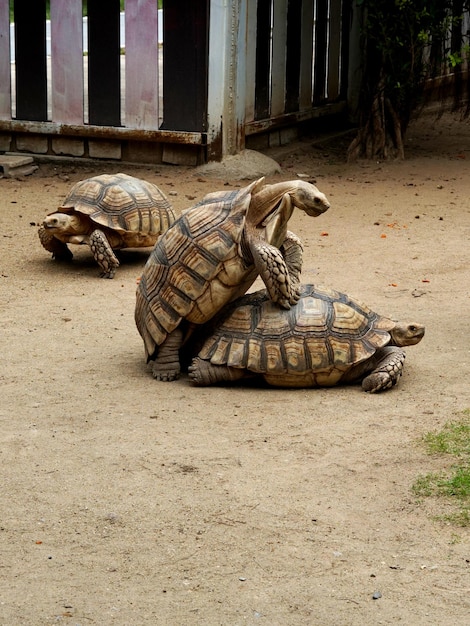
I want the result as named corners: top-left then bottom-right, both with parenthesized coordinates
top-left (347, 76), bottom-right (405, 161)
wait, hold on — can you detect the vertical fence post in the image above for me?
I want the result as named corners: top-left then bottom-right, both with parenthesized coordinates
top-left (50, 0), bottom-right (84, 124)
top-left (207, 0), bottom-right (248, 159)
top-left (0, 0), bottom-right (10, 119)
top-left (125, 0), bottom-right (160, 130)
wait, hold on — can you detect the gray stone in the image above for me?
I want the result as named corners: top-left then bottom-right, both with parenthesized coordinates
top-left (88, 140), bottom-right (122, 160)
top-left (0, 154), bottom-right (38, 178)
top-left (16, 135), bottom-right (48, 154)
top-left (52, 137), bottom-right (85, 157)
top-left (196, 149), bottom-right (281, 180)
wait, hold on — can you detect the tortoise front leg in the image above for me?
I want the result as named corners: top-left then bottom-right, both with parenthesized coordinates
top-left (188, 357), bottom-right (246, 386)
top-left (38, 226), bottom-right (73, 261)
top-left (279, 230), bottom-right (304, 303)
top-left (250, 241), bottom-right (295, 309)
top-left (361, 346), bottom-right (406, 393)
top-left (151, 328), bottom-right (183, 381)
top-left (89, 229), bottom-right (120, 278)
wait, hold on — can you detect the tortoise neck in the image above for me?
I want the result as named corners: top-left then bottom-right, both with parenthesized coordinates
top-left (248, 182), bottom-right (295, 225)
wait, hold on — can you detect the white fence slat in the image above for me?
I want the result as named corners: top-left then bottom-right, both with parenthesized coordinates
top-left (206, 0), bottom-right (228, 153)
top-left (271, 0), bottom-right (288, 117)
top-left (50, 0), bottom-right (84, 124)
top-left (0, 1), bottom-right (11, 119)
top-left (125, 0), bottom-right (160, 129)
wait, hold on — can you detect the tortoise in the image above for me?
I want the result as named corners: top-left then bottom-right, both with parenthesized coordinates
top-left (187, 284), bottom-right (425, 392)
top-left (135, 177), bottom-right (330, 381)
top-left (38, 173), bottom-right (176, 278)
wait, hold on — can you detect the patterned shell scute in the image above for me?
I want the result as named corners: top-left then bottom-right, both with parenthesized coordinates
top-left (136, 185), bottom-right (253, 349)
top-left (60, 173), bottom-right (175, 236)
top-left (199, 284), bottom-right (395, 375)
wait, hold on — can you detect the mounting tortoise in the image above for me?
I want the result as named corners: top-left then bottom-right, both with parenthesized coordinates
top-left (187, 284), bottom-right (425, 392)
top-left (135, 177), bottom-right (330, 381)
top-left (38, 173), bottom-right (176, 278)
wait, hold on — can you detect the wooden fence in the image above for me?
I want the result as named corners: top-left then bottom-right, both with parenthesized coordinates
top-left (0, 0), bottom-right (351, 165)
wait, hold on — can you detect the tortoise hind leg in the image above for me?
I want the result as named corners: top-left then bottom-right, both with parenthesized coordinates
top-left (361, 346), bottom-right (406, 393)
top-left (151, 329), bottom-right (183, 381)
top-left (188, 357), bottom-right (246, 386)
top-left (89, 229), bottom-right (120, 278)
top-left (38, 226), bottom-right (73, 261)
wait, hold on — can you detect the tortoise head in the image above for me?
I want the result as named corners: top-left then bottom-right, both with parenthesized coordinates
top-left (249, 179), bottom-right (330, 225)
top-left (43, 211), bottom-right (84, 235)
top-left (389, 323), bottom-right (425, 346)
top-left (287, 180), bottom-right (330, 216)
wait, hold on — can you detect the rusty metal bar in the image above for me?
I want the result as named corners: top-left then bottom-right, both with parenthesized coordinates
top-left (0, 119), bottom-right (206, 145)
top-left (244, 101), bottom-right (346, 135)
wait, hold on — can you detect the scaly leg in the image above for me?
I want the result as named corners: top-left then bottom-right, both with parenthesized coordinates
top-left (362, 346), bottom-right (406, 393)
top-left (250, 242), bottom-right (295, 309)
top-left (280, 230), bottom-right (304, 304)
top-left (188, 357), bottom-right (246, 386)
top-left (38, 226), bottom-right (73, 261)
top-left (151, 329), bottom-right (183, 381)
top-left (89, 229), bottom-right (120, 278)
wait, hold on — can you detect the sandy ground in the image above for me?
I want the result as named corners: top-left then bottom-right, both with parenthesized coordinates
top-left (1, 112), bottom-right (469, 625)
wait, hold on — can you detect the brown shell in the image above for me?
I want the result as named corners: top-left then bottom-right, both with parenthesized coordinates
top-left (196, 284), bottom-right (396, 385)
top-left (135, 179), bottom-right (262, 359)
top-left (57, 173), bottom-right (175, 246)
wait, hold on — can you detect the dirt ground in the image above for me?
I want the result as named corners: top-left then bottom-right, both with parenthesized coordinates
top-left (1, 112), bottom-right (469, 625)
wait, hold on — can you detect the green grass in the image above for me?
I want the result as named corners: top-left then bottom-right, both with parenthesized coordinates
top-left (413, 410), bottom-right (470, 526)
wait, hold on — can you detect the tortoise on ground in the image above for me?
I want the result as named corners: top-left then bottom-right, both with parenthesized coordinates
top-left (187, 284), bottom-right (425, 392)
top-left (135, 177), bottom-right (330, 381)
top-left (38, 173), bottom-right (175, 278)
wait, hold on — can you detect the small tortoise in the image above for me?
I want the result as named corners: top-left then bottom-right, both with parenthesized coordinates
top-left (135, 177), bottom-right (330, 381)
top-left (38, 173), bottom-right (175, 278)
top-left (187, 284), bottom-right (425, 392)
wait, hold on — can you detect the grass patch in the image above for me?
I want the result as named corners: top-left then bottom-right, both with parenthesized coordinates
top-left (413, 410), bottom-right (470, 526)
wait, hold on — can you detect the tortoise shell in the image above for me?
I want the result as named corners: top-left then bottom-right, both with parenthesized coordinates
top-left (194, 284), bottom-right (397, 386)
top-left (135, 179), bottom-right (261, 358)
top-left (135, 177), bottom-right (330, 374)
top-left (57, 172), bottom-right (175, 246)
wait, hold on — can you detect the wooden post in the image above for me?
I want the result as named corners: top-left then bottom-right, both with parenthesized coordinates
top-left (0, 0), bottom-right (10, 119)
top-left (125, 0), bottom-right (160, 130)
top-left (50, 0), bottom-right (84, 124)
top-left (207, 0), bottom-right (249, 159)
